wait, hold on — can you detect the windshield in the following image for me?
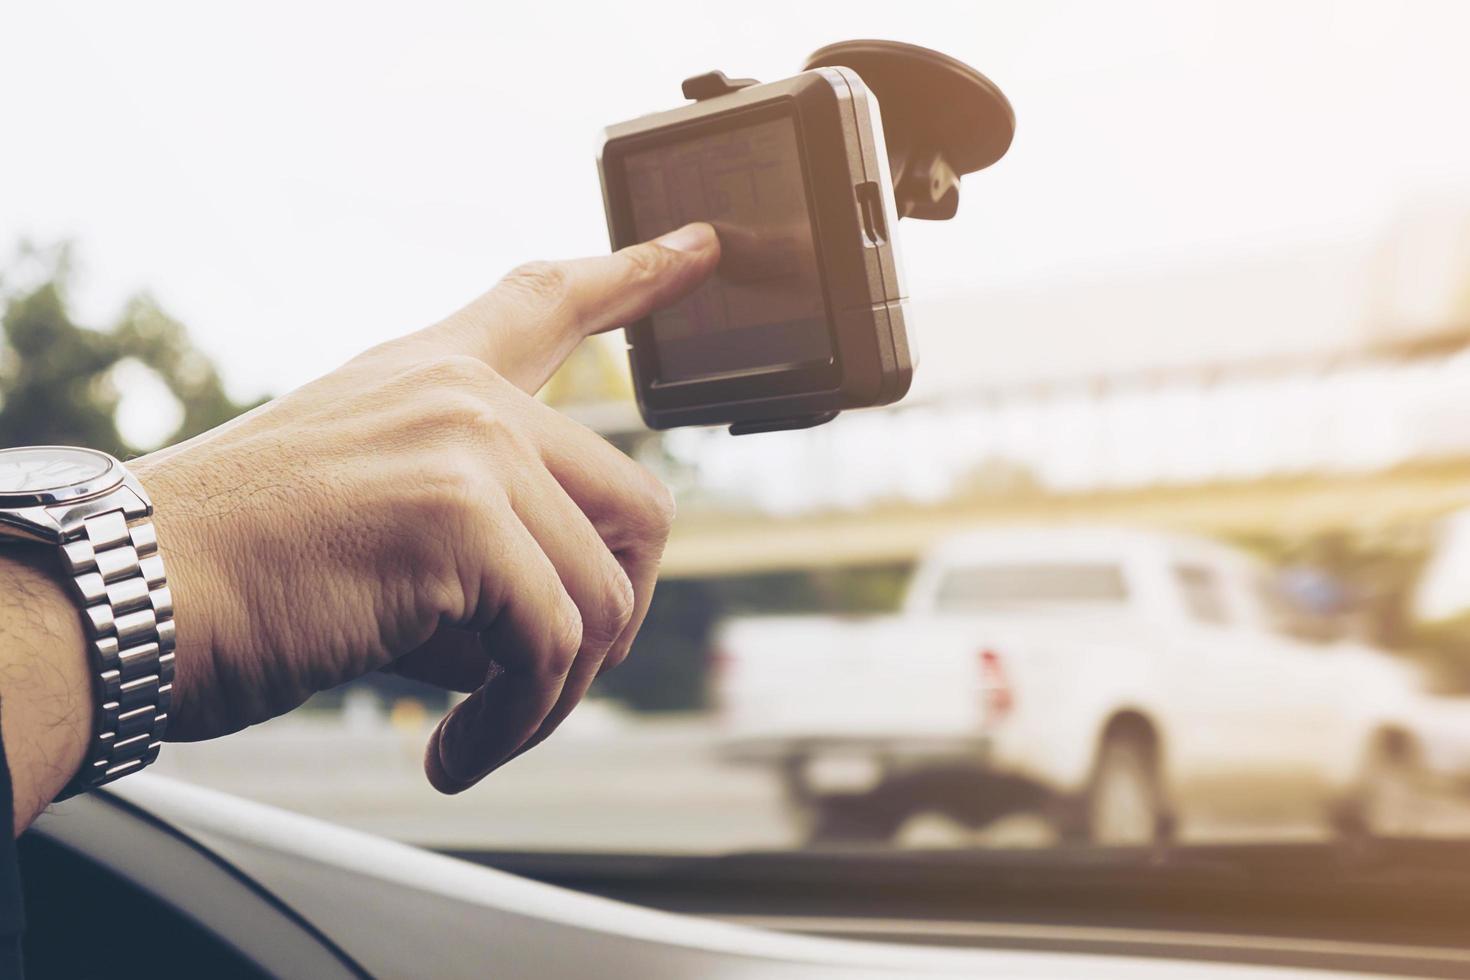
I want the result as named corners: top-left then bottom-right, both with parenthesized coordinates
top-left (8, 0), bottom-right (1470, 893)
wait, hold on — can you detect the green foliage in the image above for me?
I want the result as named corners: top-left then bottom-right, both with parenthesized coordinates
top-left (0, 242), bottom-right (265, 457)
top-left (1234, 525), bottom-right (1470, 692)
top-left (1235, 527), bottom-right (1434, 646)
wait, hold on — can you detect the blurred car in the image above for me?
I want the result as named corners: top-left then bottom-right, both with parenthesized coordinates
top-left (716, 526), bottom-right (1434, 845)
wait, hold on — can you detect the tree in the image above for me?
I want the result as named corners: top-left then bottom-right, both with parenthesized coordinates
top-left (0, 242), bottom-right (265, 456)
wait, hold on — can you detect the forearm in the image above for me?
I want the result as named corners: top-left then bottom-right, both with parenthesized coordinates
top-left (0, 550), bottom-right (91, 836)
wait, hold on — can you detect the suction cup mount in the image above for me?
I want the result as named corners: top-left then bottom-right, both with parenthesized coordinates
top-left (802, 40), bottom-right (1014, 220)
top-left (682, 41), bottom-right (1014, 221)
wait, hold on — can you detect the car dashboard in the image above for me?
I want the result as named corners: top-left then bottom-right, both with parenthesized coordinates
top-left (22, 776), bottom-right (1470, 979)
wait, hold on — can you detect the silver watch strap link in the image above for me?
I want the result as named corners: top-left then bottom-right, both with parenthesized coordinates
top-left (56, 506), bottom-right (175, 798)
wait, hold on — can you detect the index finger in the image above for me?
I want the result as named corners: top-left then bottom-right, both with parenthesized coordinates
top-left (420, 222), bottom-right (720, 394)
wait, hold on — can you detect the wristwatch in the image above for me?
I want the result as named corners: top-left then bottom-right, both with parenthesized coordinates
top-left (0, 446), bottom-right (174, 798)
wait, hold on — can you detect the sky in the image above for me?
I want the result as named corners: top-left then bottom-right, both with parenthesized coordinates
top-left (4, 0), bottom-right (1470, 449)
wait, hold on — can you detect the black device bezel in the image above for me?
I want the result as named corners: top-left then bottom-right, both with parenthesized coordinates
top-left (599, 69), bottom-right (910, 431)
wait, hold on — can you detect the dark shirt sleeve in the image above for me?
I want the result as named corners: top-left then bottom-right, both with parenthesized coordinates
top-left (0, 702), bottom-right (25, 979)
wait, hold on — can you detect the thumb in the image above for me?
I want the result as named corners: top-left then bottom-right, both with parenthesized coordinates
top-left (421, 222), bottom-right (721, 394)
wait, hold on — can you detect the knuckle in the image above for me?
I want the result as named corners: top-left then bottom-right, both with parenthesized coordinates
top-left (605, 465), bottom-right (676, 553)
top-left (588, 563), bottom-right (636, 645)
top-left (539, 598), bottom-right (584, 680)
top-left (500, 260), bottom-right (572, 313)
top-left (384, 356), bottom-right (499, 431)
top-left (622, 242), bottom-right (671, 284)
top-left (429, 389), bottom-right (493, 433)
top-left (421, 389), bottom-right (524, 455)
top-left (630, 471), bottom-right (677, 537)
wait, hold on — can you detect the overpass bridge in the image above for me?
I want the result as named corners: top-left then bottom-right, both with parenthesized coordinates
top-left (545, 205), bottom-right (1470, 579)
top-left (659, 458), bottom-right (1470, 578)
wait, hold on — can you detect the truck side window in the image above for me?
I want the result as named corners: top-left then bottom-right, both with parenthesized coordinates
top-left (1174, 564), bottom-right (1231, 625)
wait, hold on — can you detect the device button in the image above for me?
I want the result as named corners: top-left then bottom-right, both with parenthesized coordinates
top-left (681, 70), bottom-right (760, 101)
top-left (855, 181), bottom-right (888, 245)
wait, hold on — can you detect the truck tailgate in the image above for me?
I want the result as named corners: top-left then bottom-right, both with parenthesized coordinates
top-left (716, 615), bottom-right (986, 742)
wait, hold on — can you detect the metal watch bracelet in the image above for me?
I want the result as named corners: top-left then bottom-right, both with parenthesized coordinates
top-left (55, 507), bottom-right (175, 799)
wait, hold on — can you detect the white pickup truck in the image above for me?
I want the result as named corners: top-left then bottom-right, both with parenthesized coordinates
top-left (715, 526), bottom-right (1434, 845)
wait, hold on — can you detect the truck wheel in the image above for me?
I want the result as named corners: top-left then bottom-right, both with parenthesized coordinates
top-left (1341, 732), bottom-right (1425, 839)
top-left (1081, 731), bottom-right (1168, 846)
top-left (801, 792), bottom-right (904, 846)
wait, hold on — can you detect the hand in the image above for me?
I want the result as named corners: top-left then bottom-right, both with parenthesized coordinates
top-left (132, 223), bottom-right (719, 793)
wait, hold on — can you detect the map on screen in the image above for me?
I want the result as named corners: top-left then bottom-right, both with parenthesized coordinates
top-left (624, 116), bottom-right (833, 383)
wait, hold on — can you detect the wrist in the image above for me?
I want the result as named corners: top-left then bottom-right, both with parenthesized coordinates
top-left (0, 549), bottom-right (92, 833)
top-left (0, 446), bottom-right (189, 824)
top-left (128, 455), bottom-right (222, 741)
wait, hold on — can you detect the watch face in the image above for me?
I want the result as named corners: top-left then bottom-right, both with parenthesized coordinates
top-left (0, 447), bottom-right (118, 500)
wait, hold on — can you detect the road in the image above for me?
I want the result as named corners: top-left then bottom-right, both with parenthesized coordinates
top-left (155, 703), bottom-right (797, 852)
